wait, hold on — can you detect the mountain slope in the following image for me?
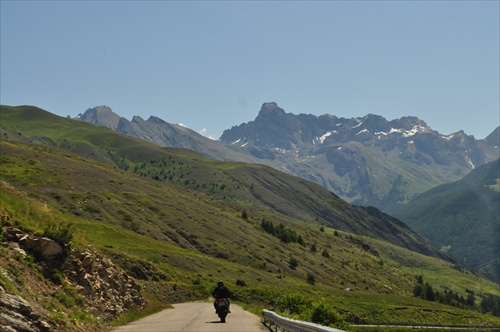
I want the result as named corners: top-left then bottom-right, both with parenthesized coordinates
top-left (391, 159), bottom-right (500, 282)
top-left (3, 139), bottom-right (499, 329)
top-left (0, 105), bottom-right (443, 259)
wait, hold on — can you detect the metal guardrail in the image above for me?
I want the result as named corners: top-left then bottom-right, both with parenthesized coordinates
top-left (262, 309), bottom-right (345, 332)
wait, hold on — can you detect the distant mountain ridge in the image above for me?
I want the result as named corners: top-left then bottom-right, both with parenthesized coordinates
top-left (221, 102), bottom-right (433, 151)
top-left (75, 106), bottom-right (258, 163)
top-left (75, 103), bottom-right (499, 212)
top-left (220, 103), bottom-right (498, 208)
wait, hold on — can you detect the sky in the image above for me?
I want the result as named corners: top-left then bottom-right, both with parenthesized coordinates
top-left (1, 1), bottom-right (499, 140)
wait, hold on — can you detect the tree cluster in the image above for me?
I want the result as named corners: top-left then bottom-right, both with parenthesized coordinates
top-left (413, 275), bottom-right (500, 316)
top-left (261, 219), bottom-right (304, 245)
top-left (481, 294), bottom-right (500, 316)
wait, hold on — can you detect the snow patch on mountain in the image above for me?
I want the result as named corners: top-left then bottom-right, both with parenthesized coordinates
top-left (352, 117), bottom-right (366, 129)
top-left (465, 155), bottom-right (475, 169)
top-left (443, 134), bottom-right (455, 141)
top-left (374, 125), bottom-right (430, 138)
top-left (357, 129), bottom-right (369, 135)
top-left (317, 131), bottom-right (332, 144)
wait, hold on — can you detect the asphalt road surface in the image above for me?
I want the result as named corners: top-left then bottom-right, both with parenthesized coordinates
top-left (113, 302), bottom-right (269, 331)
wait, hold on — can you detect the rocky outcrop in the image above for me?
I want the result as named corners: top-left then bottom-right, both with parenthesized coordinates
top-left (0, 285), bottom-right (51, 332)
top-left (3, 227), bottom-right (64, 264)
top-left (62, 249), bottom-right (145, 320)
top-left (1, 227), bottom-right (146, 330)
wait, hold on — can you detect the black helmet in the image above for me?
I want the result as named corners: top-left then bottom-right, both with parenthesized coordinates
top-left (217, 280), bottom-right (224, 286)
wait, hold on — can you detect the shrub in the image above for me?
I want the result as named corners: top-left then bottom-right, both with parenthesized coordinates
top-left (274, 293), bottom-right (311, 315)
top-left (51, 268), bottom-right (65, 285)
top-left (289, 257), bottom-right (299, 269)
top-left (236, 279), bottom-right (247, 287)
top-left (43, 219), bottom-right (75, 246)
top-left (306, 273), bottom-right (315, 285)
top-left (310, 300), bottom-right (346, 329)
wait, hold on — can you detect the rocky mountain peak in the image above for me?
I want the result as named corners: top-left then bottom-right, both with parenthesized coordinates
top-left (356, 114), bottom-right (391, 132)
top-left (75, 105), bottom-right (122, 130)
top-left (394, 116), bottom-right (429, 130)
top-left (256, 102), bottom-right (287, 122)
top-left (261, 101), bottom-right (280, 110)
top-left (94, 105), bottom-right (113, 113)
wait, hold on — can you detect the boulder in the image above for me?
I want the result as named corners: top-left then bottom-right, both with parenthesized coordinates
top-left (20, 236), bottom-right (63, 259)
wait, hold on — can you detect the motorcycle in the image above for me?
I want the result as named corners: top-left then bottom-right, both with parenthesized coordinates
top-left (215, 298), bottom-right (229, 323)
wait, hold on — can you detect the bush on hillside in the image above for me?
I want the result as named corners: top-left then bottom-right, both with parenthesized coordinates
top-left (43, 219), bottom-right (75, 247)
top-left (289, 257), bottom-right (299, 269)
top-left (309, 299), bottom-right (347, 329)
top-left (274, 293), bottom-right (311, 316)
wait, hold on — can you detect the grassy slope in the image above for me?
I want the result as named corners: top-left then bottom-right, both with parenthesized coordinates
top-left (0, 105), bottom-right (499, 328)
top-left (390, 159), bottom-right (500, 282)
top-left (2, 141), bottom-right (499, 328)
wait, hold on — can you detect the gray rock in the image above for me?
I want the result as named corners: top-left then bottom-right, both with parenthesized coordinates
top-left (20, 236), bottom-right (63, 259)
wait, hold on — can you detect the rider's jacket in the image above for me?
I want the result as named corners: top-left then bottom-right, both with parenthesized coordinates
top-left (212, 285), bottom-right (232, 299)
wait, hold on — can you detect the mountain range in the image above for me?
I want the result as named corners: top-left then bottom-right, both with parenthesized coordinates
top-left (74, 103), bottom-right (500, 212)
top-left (1, 104), bottom-right (499, 330)
top-left (73, 103), bottom-right (500, 282)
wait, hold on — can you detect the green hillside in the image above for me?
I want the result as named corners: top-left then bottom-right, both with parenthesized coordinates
top-left (391, 159), bottom-right (500, 283)
top-left (1, 105), bottom-right (499, 331)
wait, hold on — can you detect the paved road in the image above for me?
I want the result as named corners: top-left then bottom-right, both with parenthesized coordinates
top-left (113, 302), bottom-right (269, 331)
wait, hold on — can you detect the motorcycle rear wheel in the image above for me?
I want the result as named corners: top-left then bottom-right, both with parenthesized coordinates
top-left (218, 311), bottom-right (227, 323)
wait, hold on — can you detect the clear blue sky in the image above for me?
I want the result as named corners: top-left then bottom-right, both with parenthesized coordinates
top-left (1, 1), bottom-right (499, 139)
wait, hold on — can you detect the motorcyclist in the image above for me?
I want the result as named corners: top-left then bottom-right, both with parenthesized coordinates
top-left (212, 280), bottom-right (232, 313)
